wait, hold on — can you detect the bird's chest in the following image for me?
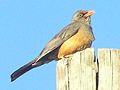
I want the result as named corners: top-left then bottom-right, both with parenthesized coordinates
top-left (58, 29), bottom-right (93, 59)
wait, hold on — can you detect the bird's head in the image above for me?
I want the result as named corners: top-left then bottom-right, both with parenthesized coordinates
top-left (72, 10), bottom-right (95, 25)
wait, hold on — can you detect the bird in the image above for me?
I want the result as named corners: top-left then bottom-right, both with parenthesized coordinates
top-left (11, 9), bottom-right (95, 82)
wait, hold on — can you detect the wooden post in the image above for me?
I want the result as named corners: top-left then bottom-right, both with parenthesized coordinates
top-left (98, 49), bottom-right (120, 90)
top-left (56, 48), bottom-right (120, 90)
top-left (56, 48), bottom-right (96, 90)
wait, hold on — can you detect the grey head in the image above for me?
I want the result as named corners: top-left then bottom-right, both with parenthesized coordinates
top-left (72, 10), bottom-right (95, 25)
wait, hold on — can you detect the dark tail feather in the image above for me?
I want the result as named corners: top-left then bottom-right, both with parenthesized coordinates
top-left (11, 52), bottom-right (55, 82)
top-left (11, 58), bottom-right (47, 82)
top-left (11, 60), bottom-right (36, 82)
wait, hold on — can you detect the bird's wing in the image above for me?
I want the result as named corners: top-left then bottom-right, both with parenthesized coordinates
top-left (38, 22), bottom-right (81, 59)
top-left (10, 22), bottom-right (81, 81)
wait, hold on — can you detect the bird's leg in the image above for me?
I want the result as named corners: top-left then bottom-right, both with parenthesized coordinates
top-left (57, 54), bottom-right (72, 60)
top-left (64, 54), bottom-right (73, 58)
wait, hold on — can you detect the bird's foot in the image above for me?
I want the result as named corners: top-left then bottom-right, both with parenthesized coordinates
top-left (58, 54), bottom-right (72, 60)
top-left (64, 54), bottom-right (73, 58)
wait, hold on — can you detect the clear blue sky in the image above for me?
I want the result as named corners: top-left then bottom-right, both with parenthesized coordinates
top-left (0, 0), bottom-right (120, 90)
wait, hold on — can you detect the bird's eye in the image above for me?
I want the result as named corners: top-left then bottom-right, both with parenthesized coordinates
top-left (79, 14), bottom-right (83, 17)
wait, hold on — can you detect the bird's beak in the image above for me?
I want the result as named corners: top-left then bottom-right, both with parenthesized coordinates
top-left (84, 10), bottom-right (95, 17)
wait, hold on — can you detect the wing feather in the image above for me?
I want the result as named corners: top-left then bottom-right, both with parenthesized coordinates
top-left (39, 22), bottom-right (81, 59)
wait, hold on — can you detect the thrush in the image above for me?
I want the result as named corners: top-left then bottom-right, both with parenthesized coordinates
top-left (11, 9), bottom-right (95, 81)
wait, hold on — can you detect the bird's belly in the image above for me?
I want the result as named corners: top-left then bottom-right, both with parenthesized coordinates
top-left (58, 31), bottom-right (92, 59)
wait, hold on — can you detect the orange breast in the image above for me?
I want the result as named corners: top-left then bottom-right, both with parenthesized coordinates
top-left (58, 28), bottom-right (92, 59)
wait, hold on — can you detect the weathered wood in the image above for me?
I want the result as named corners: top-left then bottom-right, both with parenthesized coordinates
top-left (56, 48), bottom-right (120, 90)
top-left (56, 48), bottom-right (96, 90)
top-left (98, 49), bottom-right (120, 90)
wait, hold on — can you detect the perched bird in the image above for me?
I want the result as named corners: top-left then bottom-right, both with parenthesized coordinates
top-left (11, 9), bottom-right (95, 82)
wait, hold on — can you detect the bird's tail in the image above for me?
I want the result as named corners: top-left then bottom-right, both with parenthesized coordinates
top-left (11, 57), bottom-right (51, 82)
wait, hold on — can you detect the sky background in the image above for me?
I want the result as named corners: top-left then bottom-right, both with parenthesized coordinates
top-left (0, 0), bottom-right (120, 90)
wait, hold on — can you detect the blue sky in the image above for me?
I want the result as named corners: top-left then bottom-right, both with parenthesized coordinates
top-left (0, 0), bottom-right (120, 90)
